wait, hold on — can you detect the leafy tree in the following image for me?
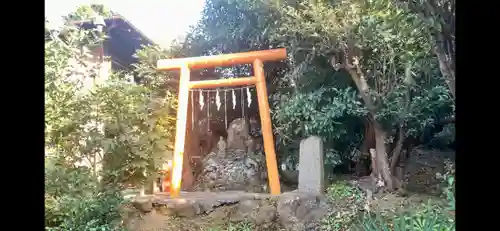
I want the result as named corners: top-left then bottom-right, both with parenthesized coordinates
top-left (45, 13), bottom-right (125, 229)
top-left (63, 4), bottom-right (113, 22)
top-left (46, 4), bottom-right (176, 186)
top-left (171, 0), bottom-right (454, 188)
top-left (45, 4), bottom-right (177, 229)
top-left (394, 0), bottom-right (455, 100)
top-left (266, 0), bottom-right (454, 188)
top-left (132, 44), bottom-right (183, 93)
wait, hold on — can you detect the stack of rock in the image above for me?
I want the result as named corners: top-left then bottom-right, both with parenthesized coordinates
top-left (192, 118), bottom-right (268, 192)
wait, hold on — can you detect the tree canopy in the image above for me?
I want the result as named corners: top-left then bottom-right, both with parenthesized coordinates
top-left (166, 0), bottom-right (455, 187)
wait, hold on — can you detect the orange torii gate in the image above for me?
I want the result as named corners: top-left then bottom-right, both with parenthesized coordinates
top-left (157, 48), bottom-right (287, 198)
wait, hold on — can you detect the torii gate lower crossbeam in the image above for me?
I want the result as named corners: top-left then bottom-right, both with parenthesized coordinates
top-left (157, 48), bottom-right (287, 198)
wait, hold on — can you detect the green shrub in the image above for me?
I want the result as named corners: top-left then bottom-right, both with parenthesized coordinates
top-left (321, 181), bottom-right (365, 230)
top-left (321, 174), bottom-right (456, 231)
top-left (441, 160), bottom-right (455, 211)
top-left (45, 190), bottom-right (124, 231)
top-left (354, 203), bottom-right (455, 231)
top-left (45, 158), bottom-right (125, 231)
top-left (355, 160), bottom-right (456, 231)
top-left (325, 181), bottom-right (364, 203)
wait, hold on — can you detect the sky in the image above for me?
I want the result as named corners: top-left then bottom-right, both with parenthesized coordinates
top-left (45, 0), bottom-right (206, 48)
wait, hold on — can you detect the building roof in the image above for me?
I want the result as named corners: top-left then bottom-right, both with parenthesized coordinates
top-left (71, 15), bottom-right (155, 45)
top-left (71, 14), bottom-right (155, 71)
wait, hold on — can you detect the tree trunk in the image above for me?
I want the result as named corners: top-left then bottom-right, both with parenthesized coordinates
top-left (372, 119), bottom-right (395, 190)
top-left (361, 117), bottom-right (376, 155)
top-left (369, 147), bottom-right (378, 178)
top-left (144, 171), bottom-right (156, 194)
top-left (339, 54), bottom-right (396, 190)
top-left (394, 166), bottom-right (404, 187)
top-left (356, 117), bottom-right (375, 176)
top-left (434, 40), bottom-right (455, 100)
top-left (390, 125), bottom-right (405, 174)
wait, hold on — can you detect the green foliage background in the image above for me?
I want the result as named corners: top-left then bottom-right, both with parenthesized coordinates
top-left (170, 0), bottom-right (455, 172)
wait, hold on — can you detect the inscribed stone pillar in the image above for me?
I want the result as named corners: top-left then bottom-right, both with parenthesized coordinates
top-left (227, 118), bottom-right (250, 151)
top-left (298, 136), bottom-right (325, 193)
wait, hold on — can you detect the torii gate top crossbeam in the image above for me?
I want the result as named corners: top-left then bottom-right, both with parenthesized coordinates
top-left (157, 48), bottom-right (287, 70)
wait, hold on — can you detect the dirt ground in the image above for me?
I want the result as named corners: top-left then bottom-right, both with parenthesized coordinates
top-left (123, 203), bottom-right (284, 231)
top-left (122, 186), bottom-right (447, 231)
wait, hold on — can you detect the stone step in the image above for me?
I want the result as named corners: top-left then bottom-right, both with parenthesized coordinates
top-left (127, 191), bottom-right (329, 231)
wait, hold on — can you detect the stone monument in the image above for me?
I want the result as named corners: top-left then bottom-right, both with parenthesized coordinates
top-left (226, 118), bottom-right (250, 151)
top-left (298, 136), bottom-right (325, 193)
top-left (217, 136), bottom-right (227, 156)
